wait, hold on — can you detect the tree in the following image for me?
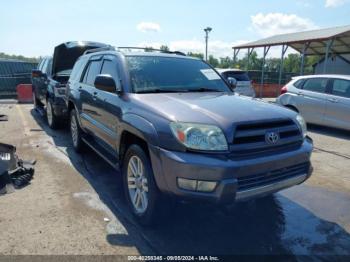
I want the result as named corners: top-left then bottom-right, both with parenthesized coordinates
top-left (187, 52), bottom-right (204, 60)
top-left (160, 45), bottom-right (169, 52)
top-left (208, 55), bottom-right (219, 67)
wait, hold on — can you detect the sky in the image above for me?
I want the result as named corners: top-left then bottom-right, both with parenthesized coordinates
top-left (0, 0), bottom-right (349, 58)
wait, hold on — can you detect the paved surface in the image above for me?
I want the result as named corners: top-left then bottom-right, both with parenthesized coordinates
top-left (0, 103), bottom-right (350, 256)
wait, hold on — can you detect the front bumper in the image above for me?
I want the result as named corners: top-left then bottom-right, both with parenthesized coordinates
top-left (149, 137), bottom-right (313, 203)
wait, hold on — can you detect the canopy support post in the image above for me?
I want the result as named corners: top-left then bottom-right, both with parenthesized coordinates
top-left (246, 48), bottom-right (254, 71)
top-left (233, 48), bottom-right (240, 67)
top-left (260, 46), bottom-right (270, 98)
top-left (300, 42), bottom-right (310, 75)
top-left (323, 39), bottom-right (334, 73)
top-left (277, 44), bottom-right (288, 96)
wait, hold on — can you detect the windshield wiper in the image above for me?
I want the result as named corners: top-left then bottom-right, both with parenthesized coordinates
top-left (135, 88), bottom-right (189, 94)
top-left (190, 87), bottom-right (222, 92)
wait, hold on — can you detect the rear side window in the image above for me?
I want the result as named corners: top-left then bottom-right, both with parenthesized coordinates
top-left (332, 79), bottom-right (350, 98)
top-left (83, 60), bottom-right (102, 86)
top-left (293, 79), bottom-right (304, 89)
top-left (302, 78), bottom-right (327, 93)
top-left (224, 72), bottom-right (250, 81)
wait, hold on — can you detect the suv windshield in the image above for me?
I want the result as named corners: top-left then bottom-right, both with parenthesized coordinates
top-left (126, 56), bottom-right (231, 93)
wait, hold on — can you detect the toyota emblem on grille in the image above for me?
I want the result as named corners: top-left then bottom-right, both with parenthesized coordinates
top-left (265, 131), bottom-right (280, 144)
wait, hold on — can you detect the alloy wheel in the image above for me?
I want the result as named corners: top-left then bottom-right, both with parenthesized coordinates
top-left (127, 155), bottom-right (149, 214)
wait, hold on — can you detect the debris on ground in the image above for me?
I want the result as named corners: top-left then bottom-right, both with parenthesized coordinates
top-left (0, 142), bottom-right (35, 194)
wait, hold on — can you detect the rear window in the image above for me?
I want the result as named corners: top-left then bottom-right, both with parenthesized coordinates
top-left (224, 71), bottom-right (250, 81)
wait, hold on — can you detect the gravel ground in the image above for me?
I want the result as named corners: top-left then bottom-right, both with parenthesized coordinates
top-left (0, 102), bottom-right (350, 257)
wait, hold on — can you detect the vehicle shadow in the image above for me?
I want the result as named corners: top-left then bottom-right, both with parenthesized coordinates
top-left (308, 124), bottom-right (350, 140)
top-left (30, 109), bottom-right (350, 256)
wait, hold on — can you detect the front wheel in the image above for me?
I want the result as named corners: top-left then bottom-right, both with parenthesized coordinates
top-left (122, 144), bottom-right (161, 226)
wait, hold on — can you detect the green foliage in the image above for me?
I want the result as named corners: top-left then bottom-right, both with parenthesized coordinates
top-left (187, 52), bottom-right (204, 59)
top-left (0, 52), bottom-right (39, 63)
top-left (208, 55), bottom-right (219, 67)
top-left (160, 45), bottom-right (170, 52)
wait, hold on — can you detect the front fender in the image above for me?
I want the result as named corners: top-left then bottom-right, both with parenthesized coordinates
top-left (119, 113), bottom-right (160, 147)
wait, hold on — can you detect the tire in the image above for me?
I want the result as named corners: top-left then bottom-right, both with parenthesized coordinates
top-left (70, 109), bottom-right (84, 153)
top-left (122, 144), bottom-right (161, 226)
top-left (46, 99), bottom-right (59, 129)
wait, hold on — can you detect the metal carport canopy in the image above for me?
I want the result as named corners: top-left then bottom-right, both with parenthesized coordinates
top-left (233, 25), bottom-right (350, 55)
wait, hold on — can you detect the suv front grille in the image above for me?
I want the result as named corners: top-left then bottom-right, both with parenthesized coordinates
top-left (237, 162), bottom-right (310, 191)
top-left (230, 119), bottom-right (302, 157)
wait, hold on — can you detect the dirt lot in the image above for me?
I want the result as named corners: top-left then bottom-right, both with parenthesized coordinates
top-left (0, 102), bottom-right (350, 256)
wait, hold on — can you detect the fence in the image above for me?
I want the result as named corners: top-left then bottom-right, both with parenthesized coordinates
top-left (247, 70), bottom-right (299, 98)
top-left (0, 60), bottom-right (37, 98)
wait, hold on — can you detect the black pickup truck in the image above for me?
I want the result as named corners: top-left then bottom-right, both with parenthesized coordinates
top-left (31, 41), bottom-right (108, 128)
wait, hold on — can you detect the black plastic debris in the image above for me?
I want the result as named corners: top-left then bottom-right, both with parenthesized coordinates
top-left (0, 143), bottom-right (35, 194)
top-left (0, 114), bottom-right (8, 121)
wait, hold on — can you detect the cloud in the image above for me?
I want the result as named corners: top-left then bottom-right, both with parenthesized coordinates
top-left (325, 0), bottom-right (348, 7)
top-left (137, 39), bottom-right (249, 58)
top-left (250, 13), bottom-right (318, 37)
top-left (136, 22), bottom-right (161, 33)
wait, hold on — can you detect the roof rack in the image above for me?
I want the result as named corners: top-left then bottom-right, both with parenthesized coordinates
top-left (83, 45), bottom-right (116, 55)
top-left (117, 47), bottom-right (186, 56)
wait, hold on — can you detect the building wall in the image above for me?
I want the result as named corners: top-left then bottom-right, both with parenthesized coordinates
top-left (0, 60), bottom-right (37, 97)
top-left (314, 55), bottom-right (350, 75)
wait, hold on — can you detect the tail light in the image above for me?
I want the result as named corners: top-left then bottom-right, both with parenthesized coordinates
top-left (280, 85), bottom-right (288, 94)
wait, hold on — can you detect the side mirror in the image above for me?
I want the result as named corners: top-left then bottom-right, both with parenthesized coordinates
top-left (32, 69), bottom-right (42, 78)
top-left (227, 77), bottom-right (237, 89)
top-left (94, 74), bottom-right (120, 93)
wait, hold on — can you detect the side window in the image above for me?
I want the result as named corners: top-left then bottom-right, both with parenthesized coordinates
top-left (45, 58), bottom-right (52, 76)
top-left (332, 79), bottom-right (350, 98)
top-left (303, 78), bottom-right (327, 93)
top-left (83, 60), bottom-right (102, 86)
top-left (41, 59), bottom-right (49, 74)
top-left (70, 58), bottom-right (86, 82)
top-left (100, 59), bottom-right (120, 85)
top-left (38, 59), bottom-right (45, 71)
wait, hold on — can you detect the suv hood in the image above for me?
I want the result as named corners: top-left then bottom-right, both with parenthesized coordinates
top-left (52, 41), bottom-right (108, 76)
top-left (133, 92), bottom-right (297, 129)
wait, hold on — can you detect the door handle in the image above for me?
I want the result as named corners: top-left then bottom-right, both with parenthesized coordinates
top-left (297, 92), bottom-right (304, 96)
top-left (78, 86), bottom-right (82, 92)
top-left (327, 98), bottom-right (339, 103)
top-left (92, 92), bottom-right (98, 100)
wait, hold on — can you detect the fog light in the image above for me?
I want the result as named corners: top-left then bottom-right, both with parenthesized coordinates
top-left (177, 178), bottom-right (197, 191)
top-left (197, 181), bottom-right (217, 192)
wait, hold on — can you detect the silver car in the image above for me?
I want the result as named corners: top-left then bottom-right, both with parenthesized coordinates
top-left (216, 68), bottom-right (256, 97)
top-left (277, 74), bottom-right (350, 131)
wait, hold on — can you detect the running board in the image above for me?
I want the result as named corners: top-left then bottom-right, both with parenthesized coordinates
top-left (82, 137), bottom-right (119, 170)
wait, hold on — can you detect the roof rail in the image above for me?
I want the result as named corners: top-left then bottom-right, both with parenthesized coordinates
top-left (83, 45), bottom-right (115, 55)
top-left (117, 47), bottom-right (186, 56)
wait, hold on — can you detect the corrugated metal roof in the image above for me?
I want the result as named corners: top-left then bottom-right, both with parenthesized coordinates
top-left (233, 25), bottom-right (350, 55)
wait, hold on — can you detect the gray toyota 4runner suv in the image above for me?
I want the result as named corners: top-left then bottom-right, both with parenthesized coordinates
top-left (66, 47), bottom-right (313, 225)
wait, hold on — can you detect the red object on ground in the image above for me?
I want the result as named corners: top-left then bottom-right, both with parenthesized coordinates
top-left (16, 84), bottom-right (33, 103)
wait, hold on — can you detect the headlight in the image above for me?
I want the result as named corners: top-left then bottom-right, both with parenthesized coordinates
top-left (170, 122), bottom-right (228, 151)
top-left (54, 87), bottom-right (66, 97)
top-left (296, 114), bottom-right (307, 138)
